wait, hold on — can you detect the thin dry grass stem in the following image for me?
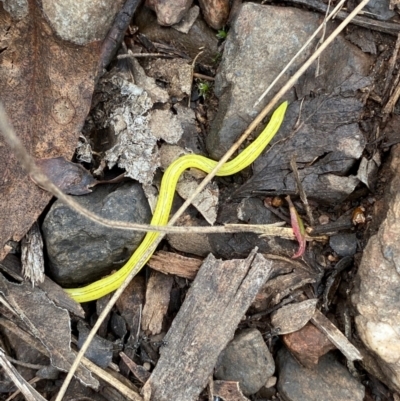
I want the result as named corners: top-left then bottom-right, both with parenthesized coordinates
top-left (117, 52), bottom-right (173, 58)
top-left (5, 377), bottom-right (42, 401)
top-left (0, 348), bottom-right (46, 401)
top-left (253, 0), bottom-right (346, 107)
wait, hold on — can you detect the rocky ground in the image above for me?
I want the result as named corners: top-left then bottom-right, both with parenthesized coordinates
top-left (1, 0), bottom-right (400, 400)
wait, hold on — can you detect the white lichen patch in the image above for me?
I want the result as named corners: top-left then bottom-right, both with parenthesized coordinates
top-left (103, 76), bottom-right (159, 185)
top-left (149, 109), bottom-right (184, 144)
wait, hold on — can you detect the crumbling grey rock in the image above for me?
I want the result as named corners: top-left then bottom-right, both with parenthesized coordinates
top-left (235, 97), bottom-right (367, 203)
top-left (206, 3), bottom-right (321, 159)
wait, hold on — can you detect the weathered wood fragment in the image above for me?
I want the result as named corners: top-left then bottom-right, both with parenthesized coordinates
top-left (148, 251), bottom-right (202, 279)
top-left (142, 271), bottom-right (174, 335)
top-left (142, 249), bottom-right (272, 401)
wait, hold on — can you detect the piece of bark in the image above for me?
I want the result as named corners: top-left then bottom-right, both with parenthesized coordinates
top-left (142, 271), bottom-right (174, 335)
top-left (0, 253), bottom-right (84, 318)
top-left (21, 222), bottom-right (45, 285)
top-left (147, 251), bottom-right (202, 279)
top-left (213, 380), bottom-right (250, 401)
top-left (142, 249), bottom-right (273, 401)
top-left (116, 277), bottom-right (146, 332)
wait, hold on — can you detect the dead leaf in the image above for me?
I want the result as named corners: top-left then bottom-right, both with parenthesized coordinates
top-left (0, 1), bottom-right (120, 259)
top-left (176, 175), bottom-right (219, 225)
top-left (270, 299), bottom-right (318, 334)
top-left (34, 157), bottom-right (97, 195)
top-left (0, 273), bottom-right (98, 388)
top-left (356, 154), bottom-right (380, 189)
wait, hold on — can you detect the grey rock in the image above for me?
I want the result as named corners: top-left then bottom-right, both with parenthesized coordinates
top-left (172, 5), bottom-right (200, 34)
top-left (277, 348), bottom-right (365, 401)
top-left (2, 0), bottom-right (28, 20)
top-left (111, 312), bottom-right (128, 339)
top-left (42, 182), bottom-right (151, 286)
top-left (42, 0), bottom-right (125, 45)
top-left (351, 144), bottom-right (400, 392)
top-left (149, 0), bottom-right (193, 26)
top-left (329, 233), bottom-right (358, 257)
top-left (364, 0), bottom-right (396, 21)
top-left (206, 3), bottom-right (372, 159)
top-left (215, 328), bottom-right (275, 395)
top-left (206, 3), bottom-right (321, 159)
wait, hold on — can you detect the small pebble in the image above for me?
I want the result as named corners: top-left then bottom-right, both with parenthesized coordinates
top-left (330, 233), bottom-right (358, 257)
top-left (318, 214), bottom-right (330, 225)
